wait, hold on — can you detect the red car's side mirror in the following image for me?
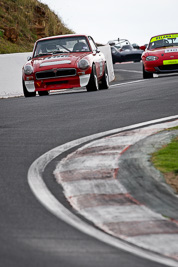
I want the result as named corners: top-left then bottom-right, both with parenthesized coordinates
top-left (140, 45), bottom-right (146, 51)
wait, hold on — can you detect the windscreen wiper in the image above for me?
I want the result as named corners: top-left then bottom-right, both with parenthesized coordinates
top-left (52, 51), bottom-right (70, 54)
top-left (34, 53), bottom-right (53, 58)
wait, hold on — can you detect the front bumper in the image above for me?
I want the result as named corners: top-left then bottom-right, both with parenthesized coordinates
top-left (24, 74), bottom-right (90, 92)
top-left (143, 58), bottom-right (178, 74)
top-left (154, 64), bottom-right (178, 73)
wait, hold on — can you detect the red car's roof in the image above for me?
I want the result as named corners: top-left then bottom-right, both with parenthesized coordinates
top-left (36, 34), bottom-right (89, 42)
top-left (149, 33), bottom-right (178, 43)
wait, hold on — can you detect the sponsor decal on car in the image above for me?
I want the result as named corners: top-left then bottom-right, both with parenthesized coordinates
top-left (165, 48), bottom-right (178, 53)
top-left (151, 34), bottom-right (178, 42)
top-left (163, 59), bottom-right (178, 65)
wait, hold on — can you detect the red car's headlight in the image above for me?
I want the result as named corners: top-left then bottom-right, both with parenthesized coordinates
top-left (78, 59), bottom-right (89, 70)
top-left (146, 56), bottom-right (158, 61)
top-left (24, 65), bottom-right (33, 75)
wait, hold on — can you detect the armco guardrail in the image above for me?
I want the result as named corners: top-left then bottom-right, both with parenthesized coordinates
top-left (0, 46), bottom-right (114, 98)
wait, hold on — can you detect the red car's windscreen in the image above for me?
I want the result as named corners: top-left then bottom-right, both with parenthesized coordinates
top-left (33, 36), bottom-right (91, 58)
top-left (148, 34), bottom-right (178, 50)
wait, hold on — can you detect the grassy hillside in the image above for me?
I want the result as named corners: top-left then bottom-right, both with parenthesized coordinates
top-left (0, 0), bottom-right (74, 53)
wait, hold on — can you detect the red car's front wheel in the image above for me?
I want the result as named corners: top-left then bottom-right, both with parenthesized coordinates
top-left (22, 80), bottom-right (36, 97)
top-left (86, 65), bottom-right (99, 92)
top-left (143, 64), bottom-right (153, 79)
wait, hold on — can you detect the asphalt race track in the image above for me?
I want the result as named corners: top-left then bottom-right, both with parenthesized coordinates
top-left (0, 62), bottom-right (178, 267)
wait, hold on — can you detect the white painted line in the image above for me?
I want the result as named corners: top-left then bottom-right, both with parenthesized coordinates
top-left (153, 74), bottom-right (159, 78)
top-left (28, 115), bottom-right (178, 267)
top-left (79, 134), bottom-right (146, 148)
top-left (128, 234), bottom-right (178, 256)
top-left (115, 62), bottom-right (134, 64)
top-left (154, 73), bottom-right (178, 78)
top-left (110, 79), bottom-right (146, 88)
top-left (114, 69), bottom-right (142, 73)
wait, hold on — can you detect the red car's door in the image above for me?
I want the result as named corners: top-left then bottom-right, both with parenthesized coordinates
top-left (88, 36), bottom-right (104, 78)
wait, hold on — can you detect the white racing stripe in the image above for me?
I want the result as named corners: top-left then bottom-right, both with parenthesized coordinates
top-left (28, 115), bottom-right (178, 267)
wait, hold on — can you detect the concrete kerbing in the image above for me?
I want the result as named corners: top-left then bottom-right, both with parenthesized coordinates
top-left (117, 129), bottom-right (178, 218)
top-left (54, 119), bottom-right (178, 263)
top-left (28, 116), bottom-right (178, 266)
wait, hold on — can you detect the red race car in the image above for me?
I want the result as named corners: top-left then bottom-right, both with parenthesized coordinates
top-left (22, 34), bottom-right (109, 97)
top-left (142, 33), bottom-right (178, 79)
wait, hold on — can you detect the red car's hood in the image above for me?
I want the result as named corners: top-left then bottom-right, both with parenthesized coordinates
top-left (147, 46), bottom-right (178, 56)
top-left (31, 53), bottom-right (89, 72)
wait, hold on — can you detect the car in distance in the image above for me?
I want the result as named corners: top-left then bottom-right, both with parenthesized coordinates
top-left (142, 33), bottom-right (178, 79)
top-left (22, 34), bottom-right (109, 97)
top-left (108, 38), bottom-right (143, 64)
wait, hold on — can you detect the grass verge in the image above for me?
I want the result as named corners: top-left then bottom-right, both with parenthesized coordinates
top-left (151, 126), bottom-right (178, 193)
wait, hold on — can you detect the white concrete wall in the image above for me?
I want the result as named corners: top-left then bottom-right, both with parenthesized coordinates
top-left (0, 47), bottom-right (114, 98)
top-left (99, 45), bottom-right (115, 82)
top-left (0, 52), bottom-right (32, 98)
